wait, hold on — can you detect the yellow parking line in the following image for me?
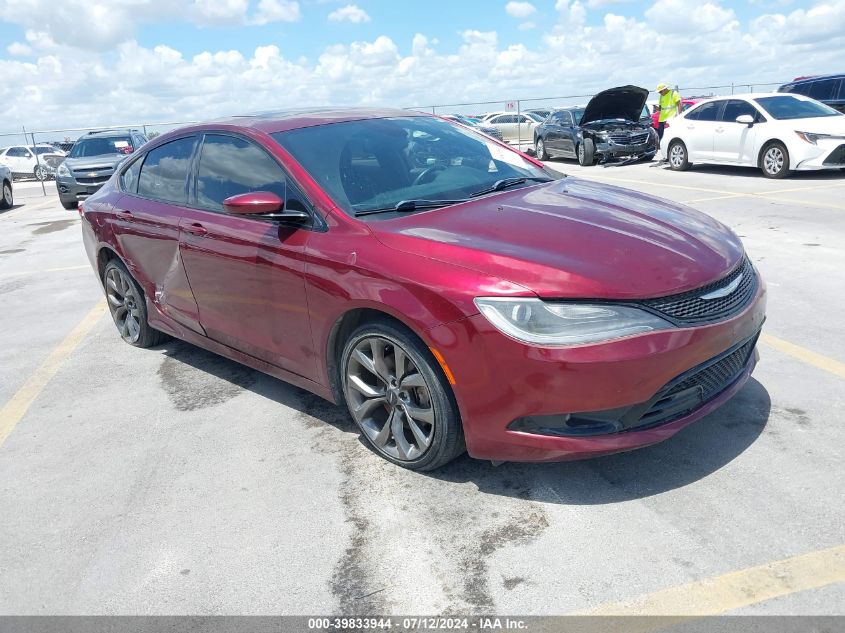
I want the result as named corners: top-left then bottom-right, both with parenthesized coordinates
top-left (0, 264), bottom-right (90, 278)
top-left (759, 196), bottom-right (845, 211)
top-left (576, 543), bottom-right (845, 619)
top-left (0, 300), bottom-right (106, 448)
top-left (582, 173), bottom-right (737, 196)
top-left (761, 333), bottom-right (845, 380)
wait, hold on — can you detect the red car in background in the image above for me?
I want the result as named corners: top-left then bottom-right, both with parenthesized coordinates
top-left (80, 108), bottom-right (765, 470)
top-left (651, 98), bottom-right (704, 129)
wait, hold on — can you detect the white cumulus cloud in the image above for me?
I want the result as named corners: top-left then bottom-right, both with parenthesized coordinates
top-left (505, 2), bottom-right (537, 18)
top-left (328, 4), bottom-right (371, 23)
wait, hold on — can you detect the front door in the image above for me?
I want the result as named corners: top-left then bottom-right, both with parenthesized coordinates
top-left (712, 99), bottom-right (761, 165)
top-left (178, 133), bottom-right (317, 381)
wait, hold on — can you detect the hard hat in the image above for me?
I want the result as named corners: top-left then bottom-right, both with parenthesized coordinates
top-left (656, 83), bottom-right (668, 92)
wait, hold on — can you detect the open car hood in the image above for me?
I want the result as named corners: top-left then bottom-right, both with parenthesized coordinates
top-left (581, 85), bottom-right (650, 125)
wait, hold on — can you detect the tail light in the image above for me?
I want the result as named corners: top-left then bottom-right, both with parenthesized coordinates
top-left (77, 201), bottom-right (84, 217)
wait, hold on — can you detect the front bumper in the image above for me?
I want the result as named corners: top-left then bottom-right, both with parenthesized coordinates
top-left (595, 137), bottom-right (658, 160)
top-left (427, 280), bottom-right (767, 462)
top-left (793, 141), bottom-right (845, 170)
top-left (56, 177), bottom-right (107, 202)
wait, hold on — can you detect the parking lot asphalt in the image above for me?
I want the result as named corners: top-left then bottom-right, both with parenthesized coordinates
top-left (1, 166), bottom-right (844, 616)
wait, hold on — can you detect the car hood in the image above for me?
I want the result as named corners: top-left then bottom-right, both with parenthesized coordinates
top-left (62, 153), bottom-right (128, 170)
top-left (581, 85), bottom-right (650, 125)
top-left (370, 178), bottom-right (744, 300)
top-left (784, 115), bottom-right (845, 134)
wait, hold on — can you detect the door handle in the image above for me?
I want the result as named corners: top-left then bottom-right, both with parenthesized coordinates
top-left (118, 209), bottom-right (134, 221)
top-left (185, 223), bottom-right (208, 237)
top-left (715, 127), bottom-right (724, 133)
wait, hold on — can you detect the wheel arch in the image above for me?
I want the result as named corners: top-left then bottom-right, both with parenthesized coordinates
top-left (757, 138), bottom-right (789, 168)
top-left (325, 306), bottom-right (435, 405)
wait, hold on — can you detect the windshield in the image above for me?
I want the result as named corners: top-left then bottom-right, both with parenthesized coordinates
top-left (273, 116), bottom-right (554, 217)
top-left (69, 136), bottom-right (134, 158)
top-left (754, 96), bottom-right (842, 120)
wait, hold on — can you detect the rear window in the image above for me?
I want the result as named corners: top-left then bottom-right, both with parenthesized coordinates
top-left (754, 95), bottom-right (842, 120)
top-left (69, 136), bottom-right (135, 158)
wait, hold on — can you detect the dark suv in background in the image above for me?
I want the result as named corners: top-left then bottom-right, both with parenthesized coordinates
top-left (778, 74), bottom-right (845, 113)
top-left (56, 129), bottom-right (147, 209)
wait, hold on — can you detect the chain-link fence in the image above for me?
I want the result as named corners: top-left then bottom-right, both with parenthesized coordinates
top-left (1, 80), bottom-right (789, 197)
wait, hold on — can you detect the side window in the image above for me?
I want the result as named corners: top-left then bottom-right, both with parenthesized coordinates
top-left (137, 136), bottom-right (196, 205)
top-left (121, 156), bottom-right (143, 194)
top-left (195, 134), bottom-right (286, 213)
top-left (791, 82), bottom-right (812, 96)
top-left (721, 100), bottom-right (758, 122)
top-left (7, 147), bottom-right (24, 157)
top-left (692, 102), bottom-right (722, 121)
top-left (489, 115), bottom-right (505, 125)
top-left (809, 79), bottom-right (839, 101)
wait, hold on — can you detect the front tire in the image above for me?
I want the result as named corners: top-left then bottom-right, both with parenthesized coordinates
top-left (341, 320), bottom-right (464, 471)
top-left (60, 198), bottom-right (78, 210)
top-left (536, 137), bottom-right (549, 160)
top-left (578, 139), bottom-right (595, 166)
top-left (0, 180), bottom-right (12, 210)
top-left (103, 260), bottom-right (168, 348)
top-left (33, 165), bottom-right (48, 181)
top-left (760, 141), bottom-right (790, 179)
top-left (668, 140), bottom-right (691, 171)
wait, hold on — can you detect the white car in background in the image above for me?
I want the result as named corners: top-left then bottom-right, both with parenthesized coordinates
top-left (661, 92), bottom-right (845, 178)
top-left (0, 144), bottom-right (67, 181)
top-left (482, 112), bottom-right (543, 143)
top-left (0, 163), bottom-right (12, 210)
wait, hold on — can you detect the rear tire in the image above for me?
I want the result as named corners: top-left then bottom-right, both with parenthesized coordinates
top-left (340, 319), bottom-right (465, 471)
top-left (0, 180), bottom-right (12, 210)
top-left (103, 259), bottom-right (168, 348)
top-left (760, 141), bottom-right (790, 179)
top-left (667, 140), bottom-right (691, 171)
top-left (578, 139), bottom-right (595, 166)
top-left (536, 137), bottom-right (549, 160)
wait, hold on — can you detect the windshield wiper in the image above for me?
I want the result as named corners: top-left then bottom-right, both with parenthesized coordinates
top-left (470, 177), bottom-right (553, 198)
top-left (354, 199), bottom-right (468, 217)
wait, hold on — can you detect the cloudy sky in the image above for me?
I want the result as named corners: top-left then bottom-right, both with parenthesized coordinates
top-left (1, 0), bottom-right (843, 135)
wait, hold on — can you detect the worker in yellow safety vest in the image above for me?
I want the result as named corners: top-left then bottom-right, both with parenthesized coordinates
top-left (656, 82), bottom-right (682, 141)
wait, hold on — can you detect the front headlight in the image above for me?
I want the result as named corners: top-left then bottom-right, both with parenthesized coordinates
top-left (473, 297), bottom-right (673, 346)
top-left (57, 163), bottom-right (71, 178)
top-left (795, 131), bottom-right (845, 145)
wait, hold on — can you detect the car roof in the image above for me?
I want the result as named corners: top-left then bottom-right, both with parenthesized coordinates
top-left (205, 107), bottom-right (428, 134)
top-left (789, 73), bottom-right (845, 84)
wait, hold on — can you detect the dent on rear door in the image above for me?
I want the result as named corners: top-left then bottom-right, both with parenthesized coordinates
top-left (111, 193), bottom-right (204, 334)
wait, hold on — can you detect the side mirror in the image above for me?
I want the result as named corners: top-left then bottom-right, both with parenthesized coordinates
top-left (736, 114), bottom-right (754, 127)
top-left (222, 191), bottom-right (309, 222)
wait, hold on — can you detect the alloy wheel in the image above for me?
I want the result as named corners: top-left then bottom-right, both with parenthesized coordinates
top-left (345, 335), bottom-right (435, 462)
top-left (536, 139), bottom-right (544, 158)
top-left (670, 144), bottom-right (685, 168)
top-left (764, 147), bottom-right (784, 175)
top-left (34, 165), bottom-right (47, 181)
top-left (2, 183), bottom-right (11, 207)
top-left (578, 143), bottom-right (584, 162)
top-left (105, 267), bottom-right (143, 344)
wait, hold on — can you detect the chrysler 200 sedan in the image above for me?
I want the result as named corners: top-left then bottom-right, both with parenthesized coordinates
top-left (80, 108), bottom-right (766, 470)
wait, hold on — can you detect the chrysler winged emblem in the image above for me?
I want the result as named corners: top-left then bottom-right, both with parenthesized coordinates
top-left (700, 274), bottom-right (743, 300)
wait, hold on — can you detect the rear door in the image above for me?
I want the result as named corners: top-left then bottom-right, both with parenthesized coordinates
top-left (112, 136), bottom-right (203, 334)
top-left (682, 101), bottom-right (723, 161)
top-left (177, 132), bottom-right (317, 380)
top-left (713, 99), bottom-right (762, 165)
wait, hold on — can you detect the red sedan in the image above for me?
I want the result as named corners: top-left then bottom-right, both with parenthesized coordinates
top-left (80, 108), bottom-right (766, 470)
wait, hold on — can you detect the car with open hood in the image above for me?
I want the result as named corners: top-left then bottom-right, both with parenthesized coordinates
top-left (79, 107), bottom-right (765, 470)
top-left (0, 144), bottom-right (66, 181)
top-left (574, 85), bottom-right (658, 166)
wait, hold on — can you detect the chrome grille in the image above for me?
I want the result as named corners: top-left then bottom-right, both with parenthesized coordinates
top-left (639, 258), bottom-right (757, 325)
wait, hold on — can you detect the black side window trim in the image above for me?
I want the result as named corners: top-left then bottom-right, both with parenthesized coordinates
top-left (189, 130), bottom-right (326, 232)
